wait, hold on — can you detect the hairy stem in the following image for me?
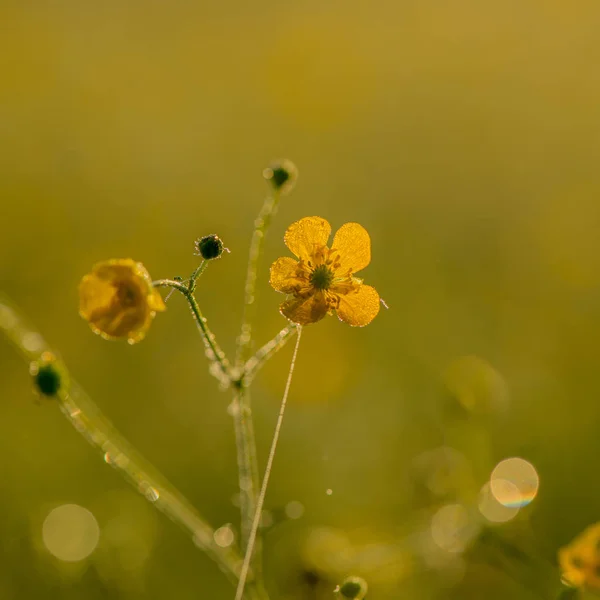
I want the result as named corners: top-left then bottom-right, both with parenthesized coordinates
top-left (230, 386), bottom-right (267, 599)
top-left (244, 324), bottom-right (298, 385)
top-left (153, 279), bottom-right (231, 385)
top-left (236, 190), bottom-right (281, 367)
top-left (230, 190), bottom-right (281, 589)
top-left (188, 260), bottom-right (208, 293)
top-left (0, 295), bottom-right (242, 584)
top-left (235, 327), bottom-right (303, 600)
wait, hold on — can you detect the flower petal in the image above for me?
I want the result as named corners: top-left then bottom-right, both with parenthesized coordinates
top-left (280, 292), bottom-right (329, 325)
top-left (270, 256), bottom-right (306, 293)
top-left (336, 284), bottom-right (380, 327)
top-left (284, 216), bottom-right (331, 261)
top-left (78, 258), bottom-right (163, 343)
top-left (331, 222), bottom-right (371, 274)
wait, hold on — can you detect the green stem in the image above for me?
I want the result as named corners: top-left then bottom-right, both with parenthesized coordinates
top-left (153, 279), bottom-right (231, 385)
top-left (230, 386), bottom-right (266, 597)
top-left (0, 295), bottom-right (242, 584)
top-left (235, 327), bottom-right (302, 600)
top-left (236, 190), bottom-right (281, 367)
top-left (231, 190), bottom-right (281, 593)
top-left (244, 324), bottom-right (298, 384)
top-left (188, 260), bottom-right (208, 293)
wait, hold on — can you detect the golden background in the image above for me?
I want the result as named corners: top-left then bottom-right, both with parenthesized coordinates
top-left (1, 1), bottom-right (600, 598)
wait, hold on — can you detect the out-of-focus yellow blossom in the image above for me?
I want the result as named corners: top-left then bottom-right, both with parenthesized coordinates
top-left (269, 216), bottom-right (380, 326)
top-left (79, 259), bottom-right (165, 344)
top-left (558, 522), bottom-right (600, 590)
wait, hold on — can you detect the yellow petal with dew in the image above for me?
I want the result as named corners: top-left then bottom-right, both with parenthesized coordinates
top-left (270, 256), bottom-right (307, 293)
top-left (280, 291), bottom-right (329, 325)
top-left (331, 222), bottom-right (371, 275)
top-left (284, 216), bottom-right (331, 261)
top-left (336, 284), bottom-right (379, 327)
top-left (78, 258), bottom-right (163, 343)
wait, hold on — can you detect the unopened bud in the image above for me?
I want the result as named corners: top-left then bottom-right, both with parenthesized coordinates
top-left (196, 234), bottom-right (225, 260)
top-left (30, 352), bottom-right (65, 398)
top-left (263, 159), bottom-right (298, 195)
top-left (335, 576), bottom-right (368, 599)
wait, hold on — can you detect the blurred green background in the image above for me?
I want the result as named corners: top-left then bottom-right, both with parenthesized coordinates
top-left (2, 1), bottom-right (600, 598)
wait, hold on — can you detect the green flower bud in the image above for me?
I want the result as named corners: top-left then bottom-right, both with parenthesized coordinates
top-left (335, 576), bottom-right (368, 599)
top-left (196, 234), bottom-right (225, 260)
top-left (30, 352), bottom-right (65, 398)
top-left (263, 159), bottom-right (298, 195)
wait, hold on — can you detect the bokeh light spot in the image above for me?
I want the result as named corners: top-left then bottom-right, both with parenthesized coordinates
top-left (490, 457), bottom-right (539, 507)
top-left (42, 504), bottom-right (100, 562)
top-left (430, 504), bottom-right (473, 553)
top-left (214, 525), bottom-right (235, 548)
top-left (478, 482), bottom-right (520, 523)
top-left (285, 500), bottom-right (305, 520)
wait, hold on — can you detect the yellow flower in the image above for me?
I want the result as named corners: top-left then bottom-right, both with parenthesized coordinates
top-left (558, 522), bottom-right (600, 590)
top-left (79, 259), bottom-right (166, 344)
top-left (269, 216), bottom-right (380, 326)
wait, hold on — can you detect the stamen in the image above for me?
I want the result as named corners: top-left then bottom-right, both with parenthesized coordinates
top-left (309, 265), bottom-right (334, 291)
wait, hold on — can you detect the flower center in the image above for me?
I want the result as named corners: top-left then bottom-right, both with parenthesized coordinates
top-left (117, 282), bottom-right (141, 307)
top-left (310, 264), bottom-right (334, 290)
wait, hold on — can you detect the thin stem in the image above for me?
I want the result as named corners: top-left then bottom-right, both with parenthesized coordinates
top-left (243, 324), bottom-right (298, 384)
top-left (188, 260), bottom-right (208, 293)
top-left (230, 189), bottom-right (281, 590)
top-left (0, 295), bottom-right (243, 584)
top-left (153, 279), bottom-right (231, 385)
top-left (236, 190), bottom-right (281, 367)
top-left (235, 327), bottom-right (303, 600)
top-left (230, 386), bottom-right (264, 596)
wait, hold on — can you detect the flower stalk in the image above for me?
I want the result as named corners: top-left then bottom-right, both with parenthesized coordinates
top-left (0, 295), bottom-right (242, 584)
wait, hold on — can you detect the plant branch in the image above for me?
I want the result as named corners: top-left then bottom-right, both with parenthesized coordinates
top-left (243, 324), bottom-right (298, 384)
top-left (235, 191), bottom-right (281, 367)
top-left (0, 295), bottom-right (243, 584)
top-left (235, 326), bottom-right (303, 600)
top-left (153, 279), bottom-right (231, 385)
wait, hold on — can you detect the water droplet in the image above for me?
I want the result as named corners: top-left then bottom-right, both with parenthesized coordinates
top-left (326, 488), bottom-right (333, 496)
top-left (214, 525), bottom-right (235, 547)
top-left (227, 401), bottom-right (240, 417)
top-left (139, 482), bottom-right (160, 502)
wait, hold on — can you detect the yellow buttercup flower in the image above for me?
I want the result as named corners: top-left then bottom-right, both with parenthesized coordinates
top-left (269, 216), bottom-right (380, 326)
top-left (558, 522), bottom-right (600, 590)
top-left (79, 259), bottom-right (166, 344)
